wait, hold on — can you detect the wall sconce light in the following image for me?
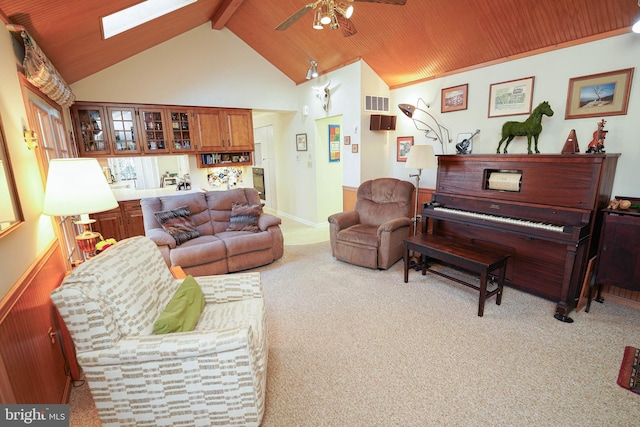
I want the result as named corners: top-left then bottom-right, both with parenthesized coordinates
top-left (306, 60), bottom-right (319, 80)
top-left (398, 98), bottom-right (451, 154)
top-left (23, 129), bottom-right (38, 150)
top-left (633, 0), bottom-right (640, 33)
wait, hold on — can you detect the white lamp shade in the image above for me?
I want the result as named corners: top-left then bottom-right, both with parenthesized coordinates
top-left (43, 158), bottom-right (118, 217)
top-left (0, 160), bottom-right (17, 223)
top-left (405, 144), bottom-right (437, 170)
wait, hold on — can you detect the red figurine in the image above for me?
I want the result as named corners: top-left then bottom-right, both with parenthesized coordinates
top-left (586, 119), bottom-right (607, 153)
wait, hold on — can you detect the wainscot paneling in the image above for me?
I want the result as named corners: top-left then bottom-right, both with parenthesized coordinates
top-left (0, 241), bottom-right (72, 403)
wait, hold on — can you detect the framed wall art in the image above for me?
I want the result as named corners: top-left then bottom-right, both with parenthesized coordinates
top-left (565, 68), bottom-right (634, 119)
top-left (441, 83), bottom-right (468, 113)
top-left (344, 135), bottom-right (351, 145)
top-left (329, 124), bottom-right (340, 162)
top-left (296, 133), bottom-right (307, 151)
top-left (488, 76), bottom-right (535, 118)
top-left (352, 144), bottom-right (359, 153)
top-left (396, 136), bottom-right (414, 162)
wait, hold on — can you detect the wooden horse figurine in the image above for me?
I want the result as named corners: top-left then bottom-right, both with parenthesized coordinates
top-left (496, 101), bottom-right (554, 154)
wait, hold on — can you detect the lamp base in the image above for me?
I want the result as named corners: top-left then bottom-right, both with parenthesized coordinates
top-left (74, 219), bottom-right (102, 259)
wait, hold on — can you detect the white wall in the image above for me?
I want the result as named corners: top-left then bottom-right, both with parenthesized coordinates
top-left (71, 25), bottom-right (297, 110)
top-left (391, 33), bottom-right (640, 196)
top-left (0, 26), bottom-right (56, 296)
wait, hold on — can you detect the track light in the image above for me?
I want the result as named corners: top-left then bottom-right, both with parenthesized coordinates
top-left (306, 60), bottom-right (318, 80)
top-left (633, 0), bottom-right (640, 33)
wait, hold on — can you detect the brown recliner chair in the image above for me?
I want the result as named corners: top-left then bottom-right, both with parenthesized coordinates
top-left (328, 178), bottom-right (415, 269)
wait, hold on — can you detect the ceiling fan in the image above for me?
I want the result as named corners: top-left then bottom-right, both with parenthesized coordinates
top-left (275, 0), bottom-right (407, 37)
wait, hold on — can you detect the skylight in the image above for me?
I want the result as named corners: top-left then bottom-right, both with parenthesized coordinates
top-left (101, 0), bottom-right (198, 39)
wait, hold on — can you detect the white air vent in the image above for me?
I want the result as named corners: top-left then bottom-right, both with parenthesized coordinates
top-left (364, 95), bottom-right (389, 113)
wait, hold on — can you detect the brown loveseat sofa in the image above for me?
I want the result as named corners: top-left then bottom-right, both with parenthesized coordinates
top-left (141, 188), bottom-right (283, 276)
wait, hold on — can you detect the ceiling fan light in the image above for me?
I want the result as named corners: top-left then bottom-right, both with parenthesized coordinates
top-left (336, 3), bottom-right (354, 19)
top-left (312, 9), bottom-right (324, 29)
top-left (319, 4), bottom-right (332, 25)
top-left (330, 13), bottom-right (339, 30)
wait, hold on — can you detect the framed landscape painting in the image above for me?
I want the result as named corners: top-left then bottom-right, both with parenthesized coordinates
top-left (396, 136), bottom-right (413, 162)
top-left (441, 84), bottom-right (468, 113)
top-left (488, 76), bottom-right (535, 118)
top-left (565, 68), bottom-right (634, 119)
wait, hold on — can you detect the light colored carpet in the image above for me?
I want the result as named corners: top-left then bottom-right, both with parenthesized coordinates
top-left (68, 237), bottom-right (640, 426)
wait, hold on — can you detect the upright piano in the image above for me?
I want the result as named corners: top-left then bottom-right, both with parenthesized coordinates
top-left (423, 154), bottom-right (619, 322)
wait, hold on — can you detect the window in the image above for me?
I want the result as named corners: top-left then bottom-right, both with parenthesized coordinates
top-left (27, 88), bottom-right (78, 268)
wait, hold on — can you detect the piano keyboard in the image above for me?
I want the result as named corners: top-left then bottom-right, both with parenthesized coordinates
top-left (433, 206), bottom-right (565, 233)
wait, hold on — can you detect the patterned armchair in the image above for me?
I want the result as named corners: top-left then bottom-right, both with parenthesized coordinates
top-left (328, 178), bottom-right (415, 269)
top-left (50, 236), bottom-right (267, 426)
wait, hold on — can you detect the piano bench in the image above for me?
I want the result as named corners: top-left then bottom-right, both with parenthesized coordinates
top-left (403, 234), bottom-right (510, 317)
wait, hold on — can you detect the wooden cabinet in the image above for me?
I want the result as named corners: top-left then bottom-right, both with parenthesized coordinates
top-left (91, 200), bottom-right (146, 241)
top-left (139, 107), bottom-right (171, 154)
top-left (121, 200), bottom-right (145, 237)
top-left (72, 103), bottom-right (142, 156)
top-left (92, 207), bottom-right (125, 241)
top-left (594, 199), bottom-right (640, 291)
top-left (166, 108), bottom-right (198, 153)
top-left (72, 104), bottom-right (111, 156)
top-left (106, 105), bottom-right (142, 155)
top-left (72, 102), bottom-right (254, 158)
top-left (196, 108), bottom-right (254, 152)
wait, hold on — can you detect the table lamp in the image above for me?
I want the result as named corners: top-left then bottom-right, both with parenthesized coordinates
top-left (43, 158), bottom-right (118, 259)
top-left (405, 144), bottom-right (437, 235)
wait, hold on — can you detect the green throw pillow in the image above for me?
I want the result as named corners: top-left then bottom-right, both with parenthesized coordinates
top-left (153, 275), bottom-right (205, 334)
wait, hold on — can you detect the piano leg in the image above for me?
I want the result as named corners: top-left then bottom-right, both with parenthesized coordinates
top-left (553, 312), bottom-right (574, 323)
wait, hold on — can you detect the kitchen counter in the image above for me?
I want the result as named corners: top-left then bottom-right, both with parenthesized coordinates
top-left (111, 187), bottom-right (205, 202)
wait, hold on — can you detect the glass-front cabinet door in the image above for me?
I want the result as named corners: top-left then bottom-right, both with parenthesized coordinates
top-left (140, 107), bottom-right (170, 154)
top-left (73, 104), bottom-right (110, 156)
top-left (107, 106), bottom-right (140, 155)
top-left (167, 109), bottom-right (197, 153)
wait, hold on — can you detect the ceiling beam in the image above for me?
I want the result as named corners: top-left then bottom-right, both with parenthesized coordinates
top-left (210, 0), bottom-right (245, 30)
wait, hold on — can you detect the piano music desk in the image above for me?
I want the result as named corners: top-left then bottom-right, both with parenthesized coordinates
top-left (404, 234), bottom-right (510, 317)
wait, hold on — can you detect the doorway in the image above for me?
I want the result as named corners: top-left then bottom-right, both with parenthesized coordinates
top-left (253, 125), bottom-right (276, 210)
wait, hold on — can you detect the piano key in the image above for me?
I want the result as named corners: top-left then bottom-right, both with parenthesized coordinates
top-left (433, 207), bottom-right (565, 233)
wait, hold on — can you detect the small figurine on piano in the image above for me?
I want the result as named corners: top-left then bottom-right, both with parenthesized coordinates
top-left (586, 119), bottom-right (607, 153)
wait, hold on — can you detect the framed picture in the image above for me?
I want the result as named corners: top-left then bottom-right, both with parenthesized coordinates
top-left (441, 83), bottom-right (468, 113)
top-left (396, 136), bottom-right (414, 162)
top-left (488, 76), bottom-right (535, 118)
top-left (329, 124), bottom-right (340, 162)
top-left (352, 144), bottom-right (358, 153)
top-left (296, 133), bottom-right (307, 151)
top-left (565, 68), bottom-right (634, 119)
top-left (344, 135), bottom-right (351, 145)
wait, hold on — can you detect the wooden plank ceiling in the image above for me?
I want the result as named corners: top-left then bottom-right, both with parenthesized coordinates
top-left (1, 0), bottom-right (637, 88)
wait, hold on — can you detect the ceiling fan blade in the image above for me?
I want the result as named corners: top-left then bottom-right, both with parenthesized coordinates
top-left (336, 14), bottom-right (357, 37)
top-left (350, 0), bottom-right (407, 5)
top-left (275, 4), bottom-right (315, 31)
